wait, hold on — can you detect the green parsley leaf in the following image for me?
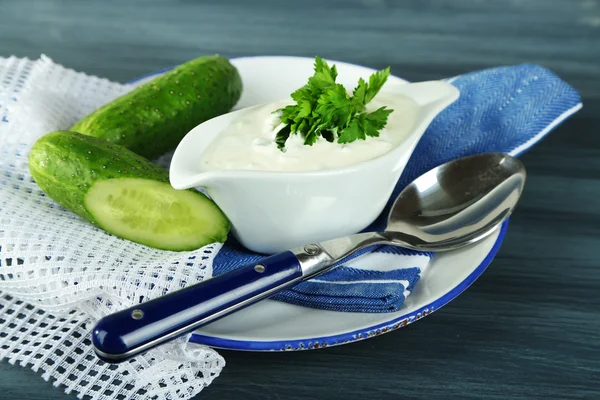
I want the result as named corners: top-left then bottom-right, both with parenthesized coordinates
top-left (352, 77), bottom-right (367, 106)
top-left (274, 56), bottom-right (393, 150)
top-left (275, 124), bottom-right (291, 150)
top-left (363, 119), bottom-right (380, 138)
top-left (304, 122), bottom-right (320, 146)
top-left (315, 84), bottom-right (354, 130)
top-left (338, 118), bottom-right (364, 144)
top-left (313, 56), bottom-right (338, 83)
top-left (279, 104), bottom-right (297, 122)
top-left (297, 99), bottom-right (312, 119)
top-left (365, 67), bottom-right (390, 104)
top-left (366, 106), bottom-right (393, 130)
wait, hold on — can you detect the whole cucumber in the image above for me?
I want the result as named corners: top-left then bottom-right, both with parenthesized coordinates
top-left (29, 130), bottom-right (230, 251)
top-left (71, 54), bottom-right (242, 160)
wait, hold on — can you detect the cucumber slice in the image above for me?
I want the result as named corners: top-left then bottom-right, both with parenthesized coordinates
top-left (85, 178), bottom-right (228, 251)
top-left (29, 131), bottom-right (230, 251)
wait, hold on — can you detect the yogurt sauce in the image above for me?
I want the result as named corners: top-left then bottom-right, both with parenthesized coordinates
top-left (199, 92), bottom-right (419, 172)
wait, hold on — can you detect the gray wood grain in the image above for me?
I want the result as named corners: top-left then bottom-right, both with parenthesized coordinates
top-left (0, 0), bottom-right (599, 399)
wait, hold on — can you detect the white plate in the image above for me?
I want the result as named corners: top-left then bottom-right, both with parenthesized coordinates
top-left (131, 56), bottom-right (508, 352)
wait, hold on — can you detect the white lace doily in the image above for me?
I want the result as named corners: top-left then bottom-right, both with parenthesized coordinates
top-left (0, 55), bottom-right (225, 400)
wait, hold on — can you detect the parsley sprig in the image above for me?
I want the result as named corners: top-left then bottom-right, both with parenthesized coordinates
top-left (274, 56), bottom-right (393, 150)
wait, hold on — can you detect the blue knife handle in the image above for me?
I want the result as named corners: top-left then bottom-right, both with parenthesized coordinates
top-left (92, 251), bottom-right (303, 363)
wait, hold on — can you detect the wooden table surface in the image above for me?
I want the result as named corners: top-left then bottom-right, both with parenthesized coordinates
top-left (1, 1), bottom-right (599, 399)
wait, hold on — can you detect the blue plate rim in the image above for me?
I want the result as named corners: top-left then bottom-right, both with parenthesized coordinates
top-left (187, 220), bottom-right (508, 351)
top-left (126, 57), bottom-right (508, 352)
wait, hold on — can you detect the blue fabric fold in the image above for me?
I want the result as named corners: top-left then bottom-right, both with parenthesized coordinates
top-left (213, 63), bottom-right (582, 313)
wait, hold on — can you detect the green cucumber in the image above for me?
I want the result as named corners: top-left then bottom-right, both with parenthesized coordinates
top-left (71, 54), bottom-right (242, 160)
top-left (28, 130), bottom-right (229, 251)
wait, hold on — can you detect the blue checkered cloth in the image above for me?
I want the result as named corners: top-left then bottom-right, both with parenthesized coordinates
top-left (213, 64), bottom-right (582, 313)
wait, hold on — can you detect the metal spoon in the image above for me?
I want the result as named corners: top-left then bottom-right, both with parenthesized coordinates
top-left (92, 152), bottom-right (526, 363)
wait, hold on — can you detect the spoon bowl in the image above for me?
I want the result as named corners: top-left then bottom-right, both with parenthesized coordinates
top-left (313, 152), bottom-right (525, 265)
top-left (385, 152), bottom-right (526, 250)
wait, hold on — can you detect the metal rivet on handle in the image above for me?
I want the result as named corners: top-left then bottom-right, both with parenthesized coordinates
top-left (131, 309), bottom-right (144, 320)
top-left (304, 244), bottom-right (319, 255)
top-left (254, 264), bottom-right (266, 273)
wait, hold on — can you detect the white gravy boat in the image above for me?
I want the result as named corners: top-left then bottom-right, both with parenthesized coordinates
top-left (170, 80), bottom-right (459, 254)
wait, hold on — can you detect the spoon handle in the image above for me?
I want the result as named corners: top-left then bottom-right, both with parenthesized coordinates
top-left (92, 251), bottom-right (309, 363)
top-left (91, 234), bottom-right (411, 363)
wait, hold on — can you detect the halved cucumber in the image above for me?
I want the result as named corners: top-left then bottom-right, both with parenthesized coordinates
top-left (85, 178), bottom-right (229, 251)
top-left (29, 130), bottom-right (229, 251)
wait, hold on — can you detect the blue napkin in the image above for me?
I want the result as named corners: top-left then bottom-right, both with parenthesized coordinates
top-left (213, 64), bottom-right (582, 313)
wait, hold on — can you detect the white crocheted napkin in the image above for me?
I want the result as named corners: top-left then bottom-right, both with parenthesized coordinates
top-left (0, 55), bottom-right (226, 399)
